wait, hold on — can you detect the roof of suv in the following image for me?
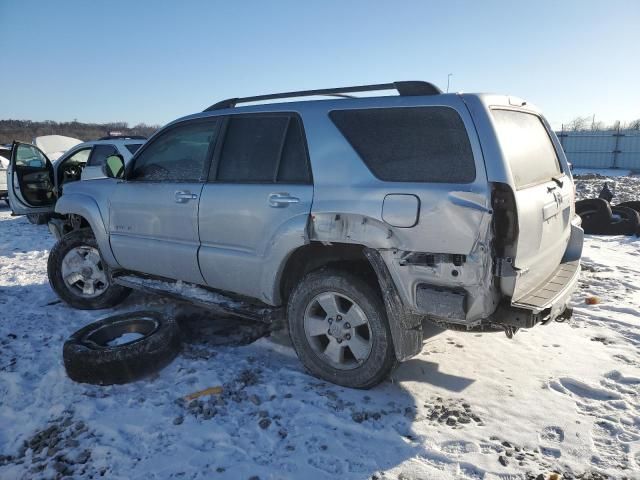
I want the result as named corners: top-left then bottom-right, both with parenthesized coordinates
top-left (169, 81), bottom-right (455, 127)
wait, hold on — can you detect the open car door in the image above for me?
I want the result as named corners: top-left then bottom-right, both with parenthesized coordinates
top-left (7, 142), bottom-right (56, 215)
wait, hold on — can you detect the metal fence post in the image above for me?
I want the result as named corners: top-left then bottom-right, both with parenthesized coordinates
top-left (612, 123), bottom-right (623, 169)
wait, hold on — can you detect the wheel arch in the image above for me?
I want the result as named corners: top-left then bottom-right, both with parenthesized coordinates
top-left (276, 242), bottom-right (379, 306)
top-left (277, 242), bottom-right (424, 362)
top-left (55, 193), bottom-right (119, 268)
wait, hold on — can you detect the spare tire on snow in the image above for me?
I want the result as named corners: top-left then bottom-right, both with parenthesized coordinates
top-left (602, 206), bottom-right (640, 236)
top-left (63, 311), bottom-right (181, 385)
top-left (575, 199), bottom-right (613, 234)
top-left (616, 201), bottom-right (640, 213)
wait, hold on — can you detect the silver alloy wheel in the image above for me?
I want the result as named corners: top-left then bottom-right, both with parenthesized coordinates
top-left (61, 246), bottom-right (109, 298)
top-left (303, 291), bottom-right (373, 370)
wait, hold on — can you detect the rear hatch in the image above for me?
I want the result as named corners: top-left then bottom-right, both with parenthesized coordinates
top-left (491, 108), bottom-right (573, 302)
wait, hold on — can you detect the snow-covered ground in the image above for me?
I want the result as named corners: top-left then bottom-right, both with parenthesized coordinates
top-left (572, 169), bottom-right (633, 178)
top-left (574, 171), bottom-right (640, 204)
top-left (0, 203), bottom-right (639, 480)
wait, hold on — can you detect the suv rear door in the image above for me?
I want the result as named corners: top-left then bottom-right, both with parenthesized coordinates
top-left (198, 113), bottom-right (313, 302)
top-left (7, 142), bottom-right (56, 215)
top-left (491, 108), bottom-right (574, 301)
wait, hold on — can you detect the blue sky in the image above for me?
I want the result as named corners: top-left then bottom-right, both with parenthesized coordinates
top-left (1, 0), bottom-right (638, 129)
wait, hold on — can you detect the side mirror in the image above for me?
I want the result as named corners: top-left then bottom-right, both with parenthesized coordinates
top-left (104, 154), bottom-right (125, 179)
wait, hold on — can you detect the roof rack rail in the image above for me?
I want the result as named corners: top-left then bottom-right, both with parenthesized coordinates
top-left (97, 135), bottom-right (147, 141)
top-left (204, 81), bottom-right (442, 111)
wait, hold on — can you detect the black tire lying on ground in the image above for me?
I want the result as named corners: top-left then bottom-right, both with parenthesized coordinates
top-left (602, 206), bottom-right (640, 236)
top-left (63, 311), bottom-right (181, 385)
top-left (575, 199), bottom-right (613, 234)
top-left (616, 201), bottom-right (640, 213)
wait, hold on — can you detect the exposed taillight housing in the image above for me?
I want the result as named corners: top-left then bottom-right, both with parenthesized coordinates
top-left (491, 182), bottom-right (519, 257)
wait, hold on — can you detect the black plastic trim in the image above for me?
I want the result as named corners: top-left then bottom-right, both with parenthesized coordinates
top-left (204, 81), bottom-right (442, 111)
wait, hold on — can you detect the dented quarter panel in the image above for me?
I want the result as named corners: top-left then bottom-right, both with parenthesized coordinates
top-left (297, 95), bottom-right (497, 323)
top-left (300, 94), bottom-right (491, 254)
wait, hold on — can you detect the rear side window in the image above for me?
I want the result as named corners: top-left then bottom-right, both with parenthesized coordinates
top-left (214, 115), bottom-right (310, 183)
top-left (492, 110), bottom-right (561, 189)
top-left (329, 106), bottom-right (475, 183)
top-left (87, 145), bottom-right (117, 167)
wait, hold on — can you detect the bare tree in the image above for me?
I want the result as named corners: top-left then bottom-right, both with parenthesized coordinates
top-left (628, 118), bottom-right (640, 131)
top-left (566, 116), bottom-right (590, 131)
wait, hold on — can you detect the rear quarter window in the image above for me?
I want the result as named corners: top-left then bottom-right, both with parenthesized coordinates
top-left (492, 109), bottom-right (561, 189)
top-left (329, 106), bottom-right (476, 183)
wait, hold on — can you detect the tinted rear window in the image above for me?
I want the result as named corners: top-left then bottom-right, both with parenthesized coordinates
top-left (329, 106), bottom-right (475, 183)
top-left (214, 115), bottom-right (310, 183)
top-left (492, 110), bottom-right (561, 189)
top-left (126, 143), bottom-right (143, 154)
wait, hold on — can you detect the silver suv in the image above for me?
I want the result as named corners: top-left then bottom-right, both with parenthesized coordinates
top-left (8, 82), bottom-right (583, 388)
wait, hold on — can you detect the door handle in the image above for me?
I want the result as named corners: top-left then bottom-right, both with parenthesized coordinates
top-left (175, 190), bottom-right (198, 203)
top-left (268, 192), bottom-right (300, 208)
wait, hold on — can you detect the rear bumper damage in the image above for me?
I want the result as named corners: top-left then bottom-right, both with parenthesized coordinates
top-left (363, 248), bottom-right (424, 361)
top-left (492, 259), bottom-right (580, 329)
top-left (364, 217), bottom-right (583, 357)
top-left (493, 217), bottom-right (583, 329)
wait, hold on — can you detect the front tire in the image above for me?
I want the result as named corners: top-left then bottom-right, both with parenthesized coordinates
top-left (48, 229), bottom-right (131, 309)
top-left (287, 268), bottom-right (396, 389)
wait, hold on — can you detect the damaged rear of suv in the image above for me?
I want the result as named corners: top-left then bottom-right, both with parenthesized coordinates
top-left (35, 81), bottom-right (582, 388)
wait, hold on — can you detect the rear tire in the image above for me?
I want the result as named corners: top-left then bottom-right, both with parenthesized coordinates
top-left (48, 229), bottom-right (131, 309)
top-left (287, 268), bottom-right (396, 389)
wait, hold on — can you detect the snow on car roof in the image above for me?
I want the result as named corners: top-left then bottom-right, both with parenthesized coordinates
top-left (33, 135), bottom-right (83, 161)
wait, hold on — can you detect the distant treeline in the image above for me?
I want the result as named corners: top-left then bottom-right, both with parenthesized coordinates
top-left (0, 120), bottom-right (161, 144)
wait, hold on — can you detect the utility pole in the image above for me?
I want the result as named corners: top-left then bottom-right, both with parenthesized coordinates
top-left (446, 73), bottom-right (453, 93)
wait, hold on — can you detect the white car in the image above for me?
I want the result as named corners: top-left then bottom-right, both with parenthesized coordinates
top-left (0, 148), bottom-right (9, 204)
top-left (8, 136), bottom-right (146, 223)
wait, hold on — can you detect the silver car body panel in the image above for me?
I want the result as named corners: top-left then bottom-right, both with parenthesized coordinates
top-left (55, 185), bottom-right (119, 267)
top-left (198, 183), bottom-right (313, 303)
top-left (109, 181), bottom-right (206, 284)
